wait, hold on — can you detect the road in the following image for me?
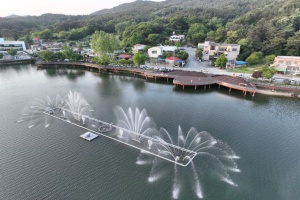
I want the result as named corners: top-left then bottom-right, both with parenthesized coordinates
top-left (145, 47), bottom-right (300, 83)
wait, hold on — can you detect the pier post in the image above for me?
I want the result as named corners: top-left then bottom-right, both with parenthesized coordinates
top-left (195, 85), bottom-right (197, 90)
top-left (183, 85), bottom-right (185, 90)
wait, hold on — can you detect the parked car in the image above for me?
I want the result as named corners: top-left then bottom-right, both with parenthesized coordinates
top-left (290, 79), bottom-right (296, 84)
top-left (283, 79), bottom-right (290, 84)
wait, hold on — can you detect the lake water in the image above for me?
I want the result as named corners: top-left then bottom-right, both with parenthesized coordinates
top-left (0, 64), bottom-right (300, 200)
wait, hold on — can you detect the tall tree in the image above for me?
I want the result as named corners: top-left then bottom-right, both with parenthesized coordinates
top-left (246, 52), bottom-right (264, 65)
top-left (13, 33), bottom-right (19, 41)
top-left (132, 52), bottom-right (146, 67)
top-left (261, 65), bottom-right (277, 81)
top-left (91, 31), bottom-right (121, 56)
top-left (62, 45), bottom-right (74, 60)
top-left (195, 48), bottom-right (203, 60)
top-left (186, 23), bottom-right (207, 45)
top-left (215, 54), bottom-right (228, 68)
top-left (24, 34), bottom-right (33, 49)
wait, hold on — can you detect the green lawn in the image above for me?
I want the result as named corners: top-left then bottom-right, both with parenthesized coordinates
top-left (229, 65), bottom-right (263, 74)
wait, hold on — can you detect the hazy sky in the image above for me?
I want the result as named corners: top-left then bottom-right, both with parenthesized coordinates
top-left (0, 0), bottom-right (164, 17)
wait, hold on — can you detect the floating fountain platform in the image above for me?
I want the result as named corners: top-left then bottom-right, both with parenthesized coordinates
top-left (80, 132), bottom-right (99, 141)
top-left (44, 109), bottom-right (197, 166)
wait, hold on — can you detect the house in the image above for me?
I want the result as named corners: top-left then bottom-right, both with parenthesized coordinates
top-left (271, 56), bottom-right (300, 73)
top-left (30, 45), bottom-right (45, 52)
top-left (132, 44), bottom-right (146, 53)
top-left (33, 38), bottom-right (40, 44)
top-left (165, 56), bottom-right (185, 67)
top-left (169, 35), bottom-right (185, 42)
top-left (0, 38), bottom-right (26, 53)
top-left (198, 41), bottom-right (240, 61)
top-left (148, 45), bottom-right (177, 58)
top-left (116, 54), bottom-right (132, 60)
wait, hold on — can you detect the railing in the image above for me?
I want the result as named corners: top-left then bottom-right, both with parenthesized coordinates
top-left (45, 108), bottom-right (197, 167)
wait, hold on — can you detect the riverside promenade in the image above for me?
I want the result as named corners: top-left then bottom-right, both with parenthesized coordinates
top-left (35, 61), bottom-right (300, 97)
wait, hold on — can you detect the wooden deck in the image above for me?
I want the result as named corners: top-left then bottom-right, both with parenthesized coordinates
top-left (35, 61), bottom-right (256, 96)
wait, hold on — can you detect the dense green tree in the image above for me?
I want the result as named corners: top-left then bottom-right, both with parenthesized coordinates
top-left (245, 52), bottom-right (264, 65)
top-left (186, 23), bottom-right (207, 45)
top-left (206, 31), bottom-right (215, 41)
top-left (91, 31), bottom-right (121, 56)
top-left (147, 34), bottom-right (160, 45)
top-left (115, 21), bottom-right (130, 37)
top-left (264, 55), bottom-right (276, 65)
top-left (53, 52), bottom-right (65, 61)
top-left (118, 59), bottom-right (133, 66)
top-left (24, 34), bottom-right (33, 49)
top-left (286, 30), bottom-right (300, 53)
top-left (132, 52), bottom-right (146, 66)
top-left (175, 50), bottom-right (189, 60)
top-left (195, 48), bottom-right (203, 60)
top-left (72, 54), bottom-right (83, 62)
top-left (93, 54), bottom-right (112, 66)
top-left (7, 48), bottom-right (17, 56)
top-left (215, 54), bottom-right (227, 68)
top-left (39, 29), bottom-right (53, 40)
top-left (38, 50), bottom-right (55, 62)
top-left (237, 38), bottom-right (254, 61)
top-left (13, 33), bottom-right (19, 41)
top-left (62, 45), bottom-right (74, 60)
top-left (260, 65), bottom-right (277, 80)
top-left (0, 53), bottom-right (4, 59)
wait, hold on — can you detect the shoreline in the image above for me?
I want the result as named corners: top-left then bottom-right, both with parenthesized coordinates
top-left (0, 59), bottom-right (35, 65)
top-left (35, 61), bottom-right (300, 98)
top-left (256, 89), bottom-right (299, 97)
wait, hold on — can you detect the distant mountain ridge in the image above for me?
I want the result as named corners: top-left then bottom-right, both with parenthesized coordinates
top-left (91, 0), bottom-right (278, 16)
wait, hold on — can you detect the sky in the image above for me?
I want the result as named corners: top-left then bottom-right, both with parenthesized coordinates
top-left (0, 0), bottom-right (164, 17)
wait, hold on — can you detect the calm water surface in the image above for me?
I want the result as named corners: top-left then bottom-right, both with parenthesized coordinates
top-left (0, 64), bottom-right (300, 200)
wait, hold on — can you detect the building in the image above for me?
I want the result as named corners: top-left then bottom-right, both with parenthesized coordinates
top-left (0, 38), bottom-right (26, 53)
top-left (116, 54), bottom-right (132, 60)
top-left (148, 45), bottom-right (177, 58)
top-left (198, 41), bottom-right (240, 61)
top-left (169, 35), bottom-right (185, 42)
top-left (271, 56), bottom-right (300, 73)
top-left (132, 44), bottom-right (146, 53)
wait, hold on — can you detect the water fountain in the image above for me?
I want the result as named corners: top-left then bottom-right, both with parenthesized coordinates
top-left (18, 92), bottom-right (240, 199)
top-left (137, 126), bottom-right (240, 199)
top-left (17, 91), bottom-right (93, 128)
top-left (114, 106), bottom-right (157, 142)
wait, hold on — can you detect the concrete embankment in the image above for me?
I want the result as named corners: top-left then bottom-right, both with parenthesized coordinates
top-left (256, 89), bottom-right (299, 97)
top-left (0, 59), bottom-right (34, 65)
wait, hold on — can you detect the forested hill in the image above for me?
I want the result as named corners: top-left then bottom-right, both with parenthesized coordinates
top-left (91, 0), bottom-right (276, 16)
top-left (1, 0), bottom-right (300, 57)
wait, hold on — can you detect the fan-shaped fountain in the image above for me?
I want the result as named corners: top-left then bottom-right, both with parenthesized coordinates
top-left (137, 126), bottom-right (240, 199)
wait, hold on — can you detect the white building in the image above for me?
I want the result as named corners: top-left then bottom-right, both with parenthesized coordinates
top-left (198, 41), bottom-right (240, 61)
top-left (0, 38), bottom-right (26, 53)
top-left (132, 44), bottom-right (146, 53)
top-left (148, 45), bottom-right (177, 58)
top-left (169, 35), bottom-right (185, 42)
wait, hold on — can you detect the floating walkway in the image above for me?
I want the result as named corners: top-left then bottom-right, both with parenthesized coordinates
top-left (44, 109), bottom-right (197, 167)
